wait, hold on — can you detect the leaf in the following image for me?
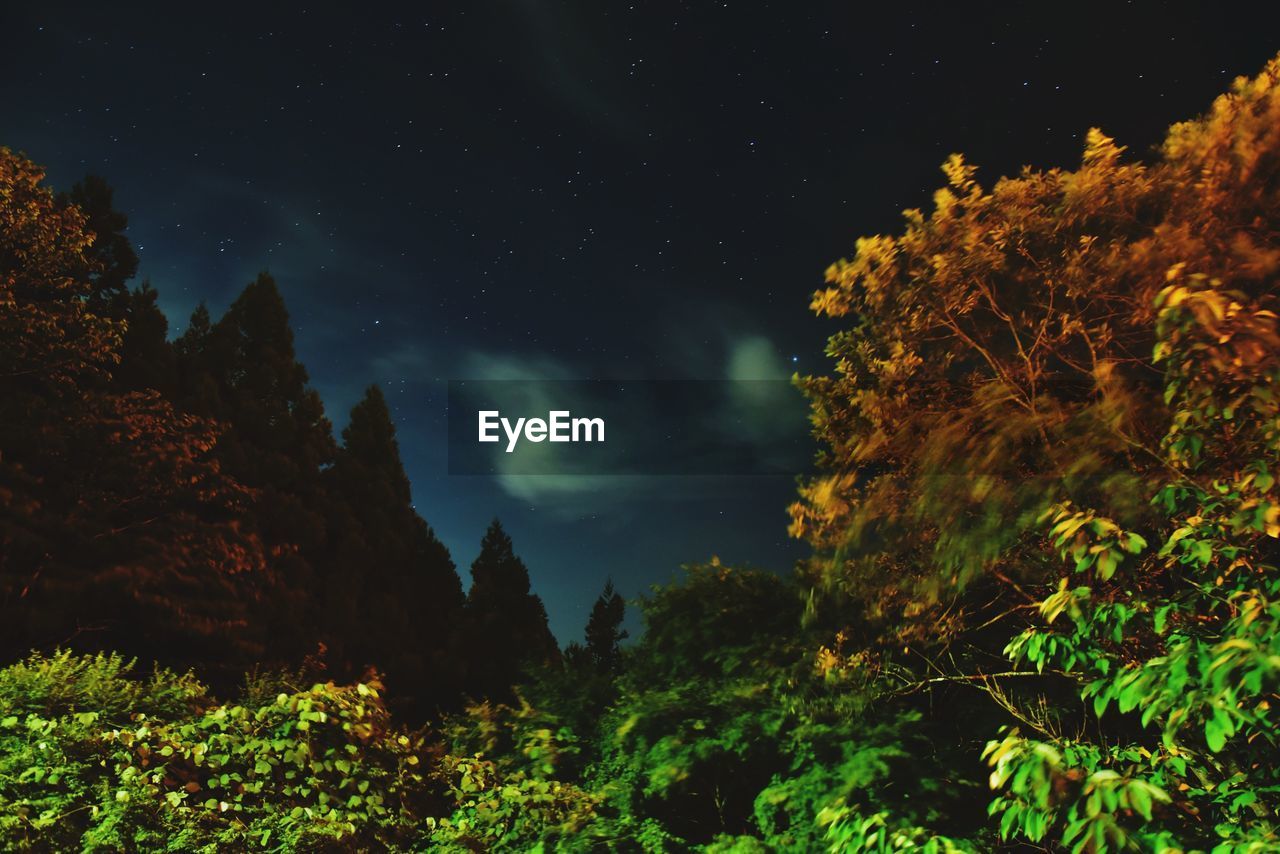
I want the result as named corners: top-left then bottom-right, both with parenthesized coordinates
top-left (1205, 717), bottom-right (1225, 752)
top-left (1153, 605), bottom-right (1172, 635)
top-left (1096, 550), bottom-right (1118, 580)
top-left (1127, 782), bottom-right (1153, 820)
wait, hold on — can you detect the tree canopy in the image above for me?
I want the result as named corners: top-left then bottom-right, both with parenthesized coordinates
top-left (0, 147), bottom-right (555, 715)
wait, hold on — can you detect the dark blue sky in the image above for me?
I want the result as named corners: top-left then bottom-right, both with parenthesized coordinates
top-left (3, 1), bottom-right (1275, 641)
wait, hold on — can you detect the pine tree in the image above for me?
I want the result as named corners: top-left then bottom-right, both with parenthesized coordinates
top-left (176, 303), bottom-right (212, 358)
top-left (59, 173), bottom-right (139, 311)
top-left (174, 273), bottom-right (336, 661)
top-left (323, 386), bottom-right (467, 715)
top-left (54, 177), bottom-right (179, 396)
top-left (583, 580), bottom-right (627, 673)
top-left (112, 282), bottom-right (177, 394)
top-left (465, 520), bottom-right (559, 699)
top-left (178, 272), bottom-right (335, 488)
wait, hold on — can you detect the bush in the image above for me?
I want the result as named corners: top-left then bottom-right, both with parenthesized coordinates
top-left (0, 650), bottom-right (607, 852)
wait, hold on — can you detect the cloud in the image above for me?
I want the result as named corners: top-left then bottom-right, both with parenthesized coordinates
top-left (726, 335), bottom-right (791, 382)
top-left (720, 336), bottom-right (809, 465)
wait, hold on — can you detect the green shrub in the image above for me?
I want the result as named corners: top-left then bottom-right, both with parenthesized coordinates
top-left (0, 650), bottom-right (611, 851)
top-left (0, 651), bottom-right (447, 851)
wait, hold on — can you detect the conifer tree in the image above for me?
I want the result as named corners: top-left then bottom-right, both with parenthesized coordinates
top-left (55, 177), bottom-right (178, 396)
top-left (324, 386), bottom-right (467, 714)
top-left (178, 272), bottom-right (335, 489)
top-left (173, 272), bottom-right (337, 660)
top-left (59, 173), bottom-right (139, 310)
top-left (176, 303), bottom-right (212, 358)
top-left (112, 282), bottom-right (177, 394)
top-left (465, 520), bottom-right (559, 699)
top-left (583, 580), bottom-right (627, 673)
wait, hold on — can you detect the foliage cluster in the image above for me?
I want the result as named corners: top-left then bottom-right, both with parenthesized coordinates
top-left (783, 54), bottom-right (1280, 852)
top-left (0, 651), bottom-right (603, 852)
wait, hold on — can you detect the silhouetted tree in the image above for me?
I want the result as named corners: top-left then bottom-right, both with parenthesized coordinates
top-left (178, 272), bottom-right (335, 488)
top-left (465, 520), bottom-right (559, 699)
top-left (59, 173), bottom-right (138, 310)
top-left (323, 385), bottom-right (467, 715)
top-left (583, 579), bottom-right (627, 673)
top-left (176, 303), bottom-right (212, 356)
top-left (174, 272), bottom-right (336, 661)
top-left (111, 282), bottom-right (177, 394)
top-left (54, 176), bottom-right (178, 395)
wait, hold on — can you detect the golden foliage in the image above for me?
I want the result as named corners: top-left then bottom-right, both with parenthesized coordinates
top-left (793, 52), bottom-right (1280, 643)
top-left (0, 148), bottom-right (121, 391)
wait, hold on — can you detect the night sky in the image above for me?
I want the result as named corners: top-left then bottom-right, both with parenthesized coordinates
top-left (3, 3), bottom-right (1276, 642)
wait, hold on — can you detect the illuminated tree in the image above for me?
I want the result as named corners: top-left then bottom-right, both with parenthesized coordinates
top-left (795, 55), bottom-right (1280, 849)
top-left (0, 149), bottom-right (274, 677)
top-left (0, 149), bottom-right (121, 395)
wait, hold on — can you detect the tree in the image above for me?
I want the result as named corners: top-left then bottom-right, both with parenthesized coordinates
top-left (0, 150), bottom-right (121, 397)
top-left (1, 150), bottom-right (545, 714)
top-left (59, 173), bottom-right (139, 311)
top-left (465, 520), bottom-right (559, 700)
top-left (177, 272), bottom-right (335, 489)
top-left (175, 272), bottom-right (336, 661)
top-left (111, 282), bottom-right (178, 394)
top-left (55, 176), bottom-right (181, 396)
top-left (323, 385), bottom-right (467, 715)
top-left (0, 149), bottom-right (275, 681)
top-left (582, 580), bottom-right (627, 673)
top-left (793, 54), bottom-right (1280, 850)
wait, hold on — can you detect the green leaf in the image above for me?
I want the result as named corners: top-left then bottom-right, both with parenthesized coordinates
top-left (1096, 550), bottom-right (1118, 580)
top-left (1128, 783), bottom-right (1152, 820)
top-left (1205, 717), bottom-right (1225, 752)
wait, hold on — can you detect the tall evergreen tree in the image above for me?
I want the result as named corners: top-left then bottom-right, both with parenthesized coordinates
top-left (323, 385), bottom-right (467, 715)
top-left (465, 520), bottom-right (559, 700)
top-left (177, 272), bottom-right (335, 488)
top-left (59, 174), bottom-right (139, 310)
top-left (176, 303), bottom-right (212, 357)
top-left (112, 282), bottom-right (177, 394)
top-left (54, 176), bottom-right (177, 395)
top-left (583, 580), bottom-right (627, 673)
top-left (174, 273), bottom-right (336, 661)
